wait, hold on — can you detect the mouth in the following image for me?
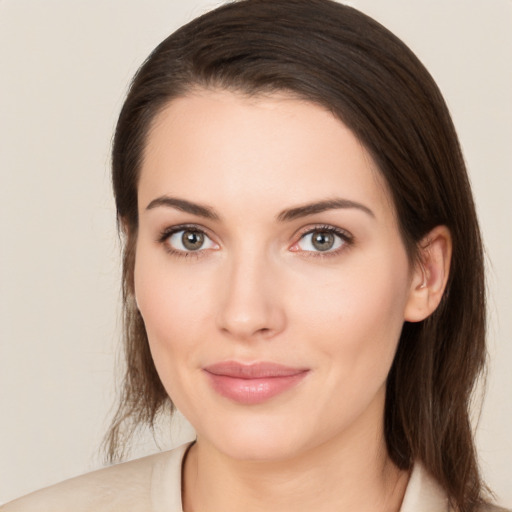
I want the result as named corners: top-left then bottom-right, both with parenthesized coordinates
top-left (203, 361), bottom-right (310, 405)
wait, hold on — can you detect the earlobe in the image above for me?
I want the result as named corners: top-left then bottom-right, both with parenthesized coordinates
top-left (404, 225), bottom-right (452, 322)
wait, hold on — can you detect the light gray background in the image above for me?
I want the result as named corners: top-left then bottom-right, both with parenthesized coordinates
top-left (1, 0), bottom-right (511, 506)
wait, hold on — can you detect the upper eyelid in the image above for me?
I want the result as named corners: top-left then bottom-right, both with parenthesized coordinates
top-left (159, 223), bottom-right (214, 237)
top-left (294, 224), bottom-right (353, 239)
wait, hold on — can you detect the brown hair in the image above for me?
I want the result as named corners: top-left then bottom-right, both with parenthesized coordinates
top-left (107, 1), bottom-right (487, 510)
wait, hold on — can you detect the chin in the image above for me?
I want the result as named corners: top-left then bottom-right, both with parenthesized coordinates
top-left (217, 436), bottom-right (302, 462)
top-left (198, 413), bottom-right (314, 462)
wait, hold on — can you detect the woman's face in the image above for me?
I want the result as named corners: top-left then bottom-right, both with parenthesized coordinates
top-left (134, 90), bottom-right (418, 461)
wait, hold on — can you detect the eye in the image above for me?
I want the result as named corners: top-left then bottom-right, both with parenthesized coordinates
top-left (293, 227), bottom-right (350, 253)
top-left (163, 228), bottom-right (218, 253)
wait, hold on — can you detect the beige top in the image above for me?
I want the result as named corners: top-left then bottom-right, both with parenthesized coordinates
top-left (1, 443), bottom-right (505, 512)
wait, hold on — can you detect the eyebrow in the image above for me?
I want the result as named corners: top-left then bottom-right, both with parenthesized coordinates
top-left (145, 195), bottom-right (374, 222)
top-left (276, 198), bottom-right (375, 222)
top-left (145, 196), bottom-right (220, 220)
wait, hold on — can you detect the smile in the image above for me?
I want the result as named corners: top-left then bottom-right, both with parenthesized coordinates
top-left (203, 361), bottom-right (310, 405)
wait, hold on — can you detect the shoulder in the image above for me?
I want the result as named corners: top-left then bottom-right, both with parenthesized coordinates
top-left (478, 505), bottom-right (512, 512)
top-left (1, 443), bottom-right (190, 512)
top-left (401, 462), bottom-right (511, 512)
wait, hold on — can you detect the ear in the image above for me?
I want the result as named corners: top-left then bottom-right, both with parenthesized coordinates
top-left (404, 225), bottom-right (452, 322)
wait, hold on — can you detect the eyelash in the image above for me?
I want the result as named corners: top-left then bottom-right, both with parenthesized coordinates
top-left (157, 223), bottom-right (354, 259)
top-left (157, 224), bottom-right (216, 259)
top-left (292, 224), bottom-right (354, 259)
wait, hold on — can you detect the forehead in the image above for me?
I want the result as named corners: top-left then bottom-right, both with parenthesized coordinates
top-left (138, 89), bottom-right (393, 220)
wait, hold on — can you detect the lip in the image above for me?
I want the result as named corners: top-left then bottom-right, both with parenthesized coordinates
top-left (203, 361), bottom-right (309, 405)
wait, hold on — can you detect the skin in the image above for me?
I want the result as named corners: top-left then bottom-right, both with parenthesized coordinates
top-left (134, 90), bottom-right (451, 512)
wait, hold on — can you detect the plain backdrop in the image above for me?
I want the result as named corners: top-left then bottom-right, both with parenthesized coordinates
top-left (1, 0), bottom-right (511, 506)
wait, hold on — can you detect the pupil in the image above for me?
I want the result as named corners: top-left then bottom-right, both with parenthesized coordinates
top-left (182, 231), bottom-right (204, 250)
top-left (312, 231), bottom-right (334, 251)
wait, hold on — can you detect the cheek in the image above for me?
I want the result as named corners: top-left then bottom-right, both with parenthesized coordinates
top-left (288, 255), bottom-right (410, 437)
top-left (133, 246), bottom-right (216, 414)
top-left (133, 244), bottom-right (210, 359)
top-left (294, 251), bottom-right (410, 376)
top-left (297, 251), bottom-right (408, 321)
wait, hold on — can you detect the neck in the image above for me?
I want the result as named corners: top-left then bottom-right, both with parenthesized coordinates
top-left (182, 394), bottom-right (409, 512)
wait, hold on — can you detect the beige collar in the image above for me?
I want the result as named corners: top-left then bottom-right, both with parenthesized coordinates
top-left (152, 443), bottom-right (450, 512)
top-left (400, 462), bottom-right (450, 512)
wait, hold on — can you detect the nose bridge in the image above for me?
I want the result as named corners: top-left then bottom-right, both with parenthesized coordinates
top-left (216, 243), bottom-right (285, 339)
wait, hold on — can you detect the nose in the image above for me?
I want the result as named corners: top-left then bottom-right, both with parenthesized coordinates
top-left (215, 251), bottom-right (286, 341)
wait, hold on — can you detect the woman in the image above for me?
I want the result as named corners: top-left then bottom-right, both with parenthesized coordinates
top-left (3, 0), bottom-right (508, 511)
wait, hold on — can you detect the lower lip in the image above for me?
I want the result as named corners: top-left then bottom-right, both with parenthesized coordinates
top-left (205, 372), bottom-right (308, 405)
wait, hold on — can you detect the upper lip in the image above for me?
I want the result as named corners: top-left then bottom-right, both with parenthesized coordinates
top-left (203, 361), bottom-right (309, 379)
